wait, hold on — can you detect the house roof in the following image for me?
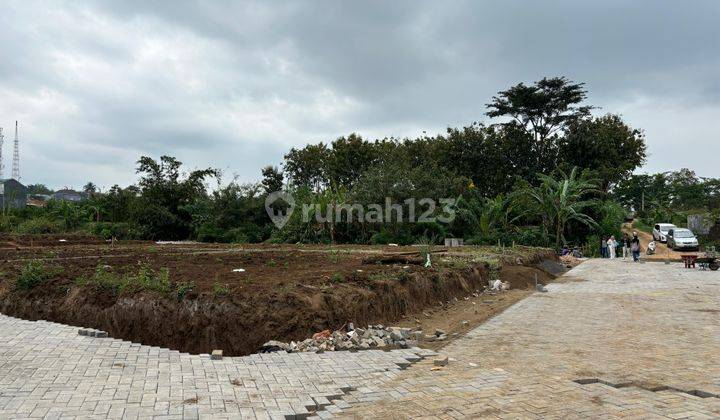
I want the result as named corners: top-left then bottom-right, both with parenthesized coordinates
top-left (0, 179), bottom-right (26, 187)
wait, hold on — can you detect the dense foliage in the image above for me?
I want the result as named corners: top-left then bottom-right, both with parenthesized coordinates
top-left (613, 169), bottom-right (720, 247)
top-left (3, 76), bottom-right (693, 251)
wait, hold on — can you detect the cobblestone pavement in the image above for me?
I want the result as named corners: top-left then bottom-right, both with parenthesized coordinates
top-left (2, 260), bottom-right (720, 419)
top-left (0, 316), bottom-right (436, 419)
top-left (336, 260), bottom-right (720, 419)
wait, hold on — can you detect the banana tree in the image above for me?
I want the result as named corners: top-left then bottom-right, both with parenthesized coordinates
top-left (524, 167), bottom-right (600, 248)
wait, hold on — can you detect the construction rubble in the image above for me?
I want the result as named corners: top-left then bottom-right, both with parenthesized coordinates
top-left (260, 324), bottom-right (439, 353)
top-left (260, 277), bottom-right (516, 354)
top-left (559, 254), bottom-right (584, 268)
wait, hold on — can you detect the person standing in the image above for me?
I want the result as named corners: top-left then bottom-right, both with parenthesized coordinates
top-left (607, 235), bottom-right (618, 259)
top-left (622, 233), bottom-right (631, 260)
top-left (600, 237), bottom-right (608, 258)
top-left (631, 232), bottom-right (641, 262)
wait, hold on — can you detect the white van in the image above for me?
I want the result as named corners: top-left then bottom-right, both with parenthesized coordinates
top-left (652, 223), bottom-right (677, 243)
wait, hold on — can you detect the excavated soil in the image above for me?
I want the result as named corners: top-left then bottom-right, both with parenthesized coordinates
top-left (0, 242), bottom-right (557, 356)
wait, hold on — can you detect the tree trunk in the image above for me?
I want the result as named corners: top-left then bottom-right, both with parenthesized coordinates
top-left (555, 220), bottom-right (564, 249)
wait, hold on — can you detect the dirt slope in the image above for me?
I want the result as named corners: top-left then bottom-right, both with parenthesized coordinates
top-left (622, 222), bottom-right (694, 261)
top-left (0, 242), bottom-right (556, 356)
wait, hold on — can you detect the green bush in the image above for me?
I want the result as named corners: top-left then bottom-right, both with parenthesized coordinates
top-left (584, 234), bottom-right (602, 257)
top-left (89, 222), bottom-right (143, 240)
top-left (15, 217), bottom-right (63, 235)
top-left (16, 260), bottom-right (56, 290)
top-left (0, 214), bottom-right (18, 232)
top-left (466, 226), bottom-right (546, 247)
top-left (595, 200), bottom-right (626, 239)
top-left (197, 225), bottom-right (261, 243)
top-left (369, 225), bottom-right (414, 245)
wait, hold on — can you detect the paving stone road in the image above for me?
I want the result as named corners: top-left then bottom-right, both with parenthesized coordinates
top-left (2, 259), bottom-right (720, 419)
top-left (0, 316), bottom-right (435, 419)
top-left (336, 259), bottom-right (720, 419)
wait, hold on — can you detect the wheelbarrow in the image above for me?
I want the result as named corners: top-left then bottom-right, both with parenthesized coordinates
top-left (696, 250), bottom-right (719, 271)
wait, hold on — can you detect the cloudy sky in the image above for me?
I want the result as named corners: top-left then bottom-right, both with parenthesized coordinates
top-left (1, 1), bottom-right (718, 190)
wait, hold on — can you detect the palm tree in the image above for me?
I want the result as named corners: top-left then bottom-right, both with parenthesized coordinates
top-left (525, 167), bottom-right (600, 248)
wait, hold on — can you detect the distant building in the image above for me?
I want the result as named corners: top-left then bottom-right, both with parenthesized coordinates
top-left (688, 214), bottom-right (713, 235)
top-left (53, 189), bottom-right (86, 202)
top-left (29, 194), bottom-right (52, 202)
top-left (26, 197), bottom-right (47, 208)
top-left (0, 179), bottom-right (28, 209)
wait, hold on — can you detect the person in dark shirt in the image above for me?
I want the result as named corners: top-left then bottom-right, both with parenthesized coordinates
top-left (630, 232), bottom-right (641, 262)
top-left (622, 233), bottom-right (631, 260)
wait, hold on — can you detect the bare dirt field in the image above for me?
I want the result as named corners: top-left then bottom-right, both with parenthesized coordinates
top-left (0, 235), bottom-right (559, 356)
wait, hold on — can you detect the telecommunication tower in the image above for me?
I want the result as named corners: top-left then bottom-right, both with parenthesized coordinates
top-left (0, 127), bottom-right (4, 179)
top-left (11, 121), bottom-right (19, 180)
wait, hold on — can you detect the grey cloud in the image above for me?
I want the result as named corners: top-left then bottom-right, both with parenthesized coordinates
top-left (0, 0), bottom-right (718, 189)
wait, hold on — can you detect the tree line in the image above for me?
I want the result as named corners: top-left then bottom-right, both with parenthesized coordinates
top-left (6, 76), bottom-right (713, 251)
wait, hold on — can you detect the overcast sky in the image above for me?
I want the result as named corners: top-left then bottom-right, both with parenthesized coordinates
top-left (1, 1), bottom-right (718, 190)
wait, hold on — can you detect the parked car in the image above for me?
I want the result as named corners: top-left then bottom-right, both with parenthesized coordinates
top-left (653, 223), bottom-right (677, 243)
top-left (667, 228), bottom-right (699, 251)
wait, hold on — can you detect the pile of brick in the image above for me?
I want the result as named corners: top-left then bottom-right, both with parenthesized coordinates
top-left (261, 324), bottom-right (422, 353)
top-left (77, 328), bottom-right (108, 338)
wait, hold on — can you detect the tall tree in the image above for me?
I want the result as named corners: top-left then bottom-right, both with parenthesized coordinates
top-left (486, 77), bottom-right (593, 142)
top-left (260, 166), bottom-right (284, 194)
top-left (560, 114), bottom-right (647, 191)
top-left (667, 169), bottom-right (707, 210)
top-left (283, 143), bottom-right (330, 190)
top-left (134, 156), bottom-right (218, 239)
top-left (83, 182), bottom-right (98, 195)
top-left (613, 173), bottom-right (669, 213)
top-left (325, 134), bottom-right (379, 187)
top-left (486, 77), bottom-right (593, 172)
top-left (26, 184), bottom-right (54, 195)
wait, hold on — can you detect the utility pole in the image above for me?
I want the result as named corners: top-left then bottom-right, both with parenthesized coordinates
top-left (11, 121), bottom-right (19, 180)
top-left (641, 191), bottom-right (645, 212)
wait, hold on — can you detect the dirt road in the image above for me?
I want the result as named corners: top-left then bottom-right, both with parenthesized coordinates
top-left (622, 222), bottom-right (692, 261)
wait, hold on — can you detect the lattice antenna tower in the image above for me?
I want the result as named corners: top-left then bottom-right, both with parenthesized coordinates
top-left (11, 121), bottom-right (19, 180)
top-left (0, 127), bottom-right (4, 179)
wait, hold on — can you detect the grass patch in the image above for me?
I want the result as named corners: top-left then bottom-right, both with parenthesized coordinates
top-left (369, 271), bottom-right (392, 282)
top-left (212, 281), bottom-right (229, 297)
top-left (327, 249), bottom-right (350, 264)
top-left (430, 271), bottom-right (444, 286)
top-left (633, 218), bottom-right (654, 234)
top-left (369, 270), bottom-right (413, 283)
top-left (76, 264), bottom-right (171, 295)
top-left (176, 281), bottom-right (195, 301)
top-left (16, 259), bottom-right (60, 290)
top-left (437, 257), bottom-right (474, 269)
top-left (330, 272), bottom-right (345, 283)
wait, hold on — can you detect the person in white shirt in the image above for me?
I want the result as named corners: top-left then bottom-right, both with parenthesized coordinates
top-left (607, 235), bottom-right (618, 259)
